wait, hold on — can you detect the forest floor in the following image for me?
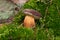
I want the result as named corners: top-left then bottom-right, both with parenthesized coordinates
top-left (0, 0), bottom-right (60, 40)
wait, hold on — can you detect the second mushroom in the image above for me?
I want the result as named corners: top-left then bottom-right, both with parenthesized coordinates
top-left (23, 9), bottom-right (41, 28)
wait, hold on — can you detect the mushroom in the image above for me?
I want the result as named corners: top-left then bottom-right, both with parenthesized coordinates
top-left (23, 9), bottom-right (41, 28)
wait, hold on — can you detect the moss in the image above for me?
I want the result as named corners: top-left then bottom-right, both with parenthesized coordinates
top-left (0, 0), bottom-right (60, 40)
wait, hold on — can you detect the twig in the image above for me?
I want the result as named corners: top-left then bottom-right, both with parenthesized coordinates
top-left (56, 5), bottom-right (60, 15)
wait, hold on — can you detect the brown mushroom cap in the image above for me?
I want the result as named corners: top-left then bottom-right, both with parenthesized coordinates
top-left (23, 9), bottom-right (41, 19)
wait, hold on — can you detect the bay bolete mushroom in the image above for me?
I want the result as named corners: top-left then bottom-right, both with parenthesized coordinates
top-left (23, 9), bottom-right (41, 28)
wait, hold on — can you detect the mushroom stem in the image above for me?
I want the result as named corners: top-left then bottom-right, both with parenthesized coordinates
top-left (24, 15), bottom-right (35, 28)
